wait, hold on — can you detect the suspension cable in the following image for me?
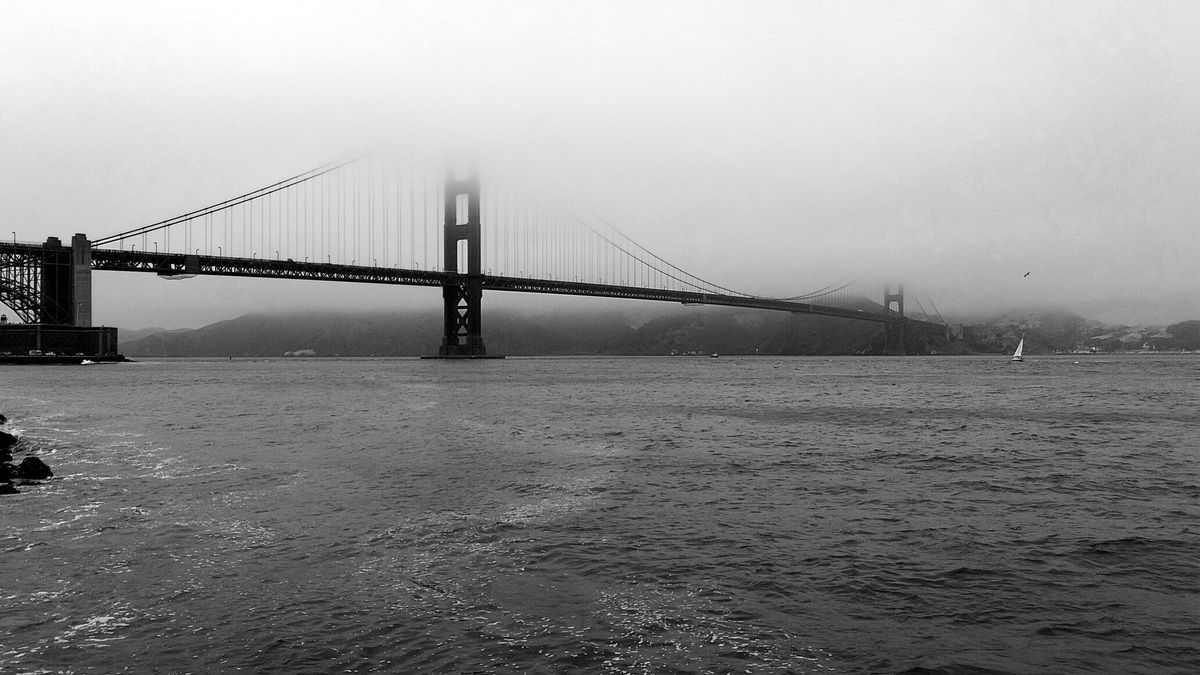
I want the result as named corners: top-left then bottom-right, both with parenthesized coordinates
top-left (93, 155), bottom-right (366, 247)
top-left (576, 212), bottom-right (750, 296)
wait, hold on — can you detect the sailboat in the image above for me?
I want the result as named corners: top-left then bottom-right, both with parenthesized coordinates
top-left (1011, 336), bottom-right (1025, 362)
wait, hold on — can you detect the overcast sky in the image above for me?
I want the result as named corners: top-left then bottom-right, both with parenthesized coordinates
top-left (2, 0), bottom-right (1198, 328)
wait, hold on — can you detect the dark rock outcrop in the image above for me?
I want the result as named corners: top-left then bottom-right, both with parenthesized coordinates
top-left (1, 459), bottom-right (14, 493)
top-left (16, 456), bottom-right (53, 480)
top-left (1, 417), bottom-right (55, 495)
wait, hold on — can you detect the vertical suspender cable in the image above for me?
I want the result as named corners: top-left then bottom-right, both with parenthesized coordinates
top-left (394, 163), bottom-right (400, 267)
top-left (421, 168), bottom-right (427, 269)
top-left (380, 161), bottom-right (385, 267)
top-left (408, 165), bottom-right (415, 268)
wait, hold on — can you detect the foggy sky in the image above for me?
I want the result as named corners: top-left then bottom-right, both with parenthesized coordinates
top-left (2, 1), bottom-right (1198, 329)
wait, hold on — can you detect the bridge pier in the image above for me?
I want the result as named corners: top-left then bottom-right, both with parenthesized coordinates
top-left (884, 320), bottom-right (909, 355)
top-left (427, 168), bottom-right (502, 359)
top-left (0, 233), bottom-right (120, 359)
top-left (72, 234), bottom-right (93, 326)
top-left (34, 234), bottom-right (92, 326)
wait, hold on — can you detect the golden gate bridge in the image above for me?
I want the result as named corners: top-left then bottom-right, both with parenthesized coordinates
top-left (0, 153), bottom-right (947, 358)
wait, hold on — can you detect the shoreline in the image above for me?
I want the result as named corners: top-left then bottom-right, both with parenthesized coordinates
top-left (0, 354), bottom-right (127, 365)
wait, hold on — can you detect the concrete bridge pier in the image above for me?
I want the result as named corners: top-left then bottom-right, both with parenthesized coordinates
top-left (37, 234), bottom-right (92, 327)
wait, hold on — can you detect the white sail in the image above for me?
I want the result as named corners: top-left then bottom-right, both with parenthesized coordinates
top-left (1011, 337), bottom-right (1025, 362)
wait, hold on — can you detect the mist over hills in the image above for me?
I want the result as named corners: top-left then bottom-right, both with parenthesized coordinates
top-left (121, 307), bottom-right (916, 357)
top-left (960, 310), bottom-right (1200, 354)
top-left (119, 304), bottom-right (1200, 358)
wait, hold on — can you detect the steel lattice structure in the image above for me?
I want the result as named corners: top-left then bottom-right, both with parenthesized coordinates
top-left (0, 242), bottom-right (75, 324)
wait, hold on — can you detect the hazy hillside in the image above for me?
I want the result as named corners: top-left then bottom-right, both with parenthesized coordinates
top-left (119, 326), bottom-right (176, 342)
top-left (121, 307), bottom-right (927, 357)
top-left (121, 306), bottom-right (1199, 358)
top-left (957, 310), bottom-right (1200, 353)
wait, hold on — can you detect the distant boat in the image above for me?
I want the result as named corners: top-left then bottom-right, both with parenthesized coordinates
top-left (1011, 336), bottom-right (1025, 363)
top-left (80, 359), bottom-right (95, 365)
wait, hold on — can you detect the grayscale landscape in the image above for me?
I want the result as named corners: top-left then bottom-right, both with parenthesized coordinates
top-left (3, 3), bottom-right (1198, 674)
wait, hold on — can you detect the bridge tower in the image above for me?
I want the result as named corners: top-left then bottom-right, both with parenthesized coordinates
top-left (883, 283), bottom-right (906, 354)
top-left (71, 233), bottom-right (93, 326)
top-left (31, 234), bottom-right (92, 326)
top-left (884, 283), bottom-right (903, 318)
top-left (433, 168), bottom-right (496, 358)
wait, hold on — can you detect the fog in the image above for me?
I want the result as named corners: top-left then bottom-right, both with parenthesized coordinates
top-left (3, 1), bottom-right (1198, 329)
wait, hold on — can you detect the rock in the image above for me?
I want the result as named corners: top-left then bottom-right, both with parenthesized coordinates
top-left (0, 430), bottom-right (17, 450)
top-left (0, 483), bottom-right (18, 495)
top-left (0, 413), bottom-right (7, 424)
top-left (0, 448), bottom-right (11, 463)
top-left (0, 463), bottom-right (14, 481)
top-left (16, 456), bottom-right (53, 480)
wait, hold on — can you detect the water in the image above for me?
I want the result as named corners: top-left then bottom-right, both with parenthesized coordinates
top-left (2, 355), bottom-right (1198, 674)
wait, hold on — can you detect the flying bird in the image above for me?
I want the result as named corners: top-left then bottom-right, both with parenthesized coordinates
top-left (1023, 272), bottom-right (1030, 277)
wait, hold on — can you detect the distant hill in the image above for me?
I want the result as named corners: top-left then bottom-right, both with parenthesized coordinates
top-left (1165, 320), bottom-right (1200, 350)
top-left (957, 310), bottom-right (1200, 353)
top-left (120, 306), bottom-right (946, 357)
top-left (119, 306), bottom-right (1198, 358)
top-left (119, 326), bottom-right (177, 342)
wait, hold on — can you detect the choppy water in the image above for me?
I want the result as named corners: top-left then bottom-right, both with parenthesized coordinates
top-left (2, 355), bottom-right (1198, 674)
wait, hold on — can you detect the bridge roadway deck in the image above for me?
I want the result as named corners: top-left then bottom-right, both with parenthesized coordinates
top-left (84, 249), bottom-right (939, 329)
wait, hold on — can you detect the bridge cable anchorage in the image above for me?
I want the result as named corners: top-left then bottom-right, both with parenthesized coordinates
top-left (91, 154), bottom-right (369, 248)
